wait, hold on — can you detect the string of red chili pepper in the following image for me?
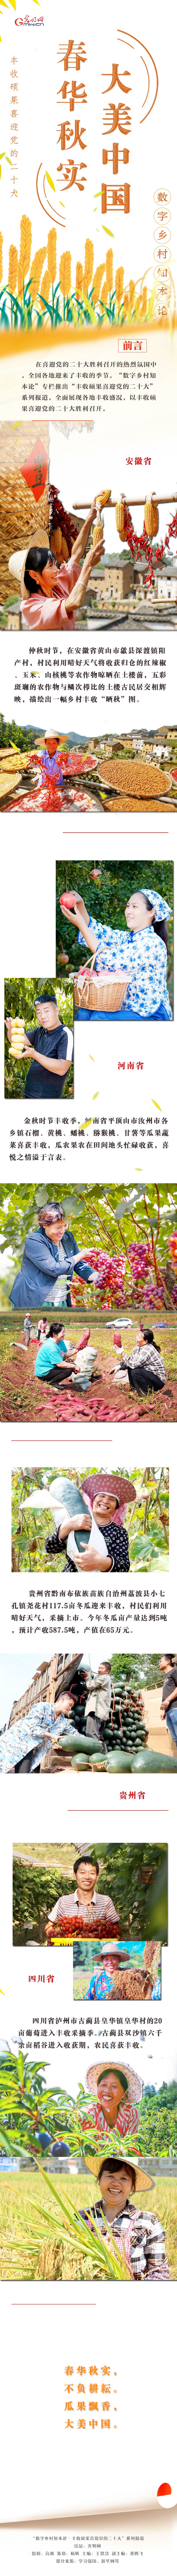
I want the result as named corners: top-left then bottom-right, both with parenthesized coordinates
top-left (123, 504), bottom-right (177, 590)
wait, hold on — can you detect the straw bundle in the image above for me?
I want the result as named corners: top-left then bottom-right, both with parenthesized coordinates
top-left (104, 1968), bottom-right (152, 2000)
top-left (0, 472), bottom-right (50, 602)
top-left (74, 969), bottom-right (128, 1014)
top-left (98, 756), bottom-right (171, 799)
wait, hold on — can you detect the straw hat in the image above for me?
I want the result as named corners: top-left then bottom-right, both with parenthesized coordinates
top-left (86, 2061), bottom-right (142, 2109)
top-left (84, 2145), bottom-right (140, 2184)
top-left (84, 1472), bottom-right (136, 1512)
top-left (8, 527), bottom-right (50, 599)
top-left (100, 1944), bottom-right (124, 1960)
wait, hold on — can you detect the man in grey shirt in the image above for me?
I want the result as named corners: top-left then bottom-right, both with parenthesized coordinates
top-left (84, 1661), bottom-right (114, 1744)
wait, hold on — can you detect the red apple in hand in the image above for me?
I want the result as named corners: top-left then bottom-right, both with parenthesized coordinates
top-left (60, 889), bottom-right (79, 913)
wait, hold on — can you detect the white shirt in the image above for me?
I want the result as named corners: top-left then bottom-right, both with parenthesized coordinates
top-left (67, 1502), bottom-right (108, 1566)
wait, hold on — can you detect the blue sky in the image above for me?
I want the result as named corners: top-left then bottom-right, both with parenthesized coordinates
top-left (0, 1653), bottom-right (42, 1734)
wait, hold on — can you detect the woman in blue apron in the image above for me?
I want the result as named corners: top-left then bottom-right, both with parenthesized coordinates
top-left (63, 883), bottom-right (172, 1020)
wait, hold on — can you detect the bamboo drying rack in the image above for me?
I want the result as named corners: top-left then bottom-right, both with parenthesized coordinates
top-left (73, 493), bottom-right (177, 509)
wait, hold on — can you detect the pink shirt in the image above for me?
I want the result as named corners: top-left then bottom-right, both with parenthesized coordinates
top-left (22, 559), bottom-right (81, 632)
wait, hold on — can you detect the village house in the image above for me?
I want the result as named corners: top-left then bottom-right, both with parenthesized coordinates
top-left (89, 552), bottom-right (133, 610)
top-left (8, 1651), bottom-right (83, 1729)
top-left (154, 554), bottom-right (177, 603)
top-left (89, 548), bottom-right (177, 616)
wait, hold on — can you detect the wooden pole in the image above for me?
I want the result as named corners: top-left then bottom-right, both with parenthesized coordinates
top-left (72, 495), bottom-right (177, 511)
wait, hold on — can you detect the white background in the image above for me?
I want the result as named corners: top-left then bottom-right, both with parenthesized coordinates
top-left (0, 3), bottom-right (176, 291)
top-left (0, 25), bottom-right (177, 2521)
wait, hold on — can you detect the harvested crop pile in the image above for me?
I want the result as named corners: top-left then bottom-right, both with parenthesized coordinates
top-left (0, 748), bottom-right (30, 801)
top-left (0, 749), bottom-right (28, 766)
top-left (0, 750), bottom-right (31, 801)
top-left (98, 756), bottom-right (170, 798)
top-left (46, 1913), bottom-right (116, 1942)
top-left (109, 1968), bottom-right (153, 1999)
top-left (35, 2234), bottom-right (94, 2280)
top-left (100, 797), bottom-right (173, 813)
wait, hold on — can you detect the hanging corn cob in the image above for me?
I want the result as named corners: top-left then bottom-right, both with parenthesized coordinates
top-left (92, 508), bottom-right (103, 553)
top-left (115, 495), bottom-right (125, 538)
top-left (144, 494), bottom-right (159, 538)
top-left (95, 488), bottom-right (110, 507)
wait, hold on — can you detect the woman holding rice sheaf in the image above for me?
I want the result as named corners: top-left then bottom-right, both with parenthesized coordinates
top-left (77, 2155), bottom-right (169, 2279)
top-left (85, 1939), bottom-right (160, 2002)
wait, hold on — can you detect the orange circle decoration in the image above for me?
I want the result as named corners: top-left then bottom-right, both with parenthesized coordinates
top-left (157, 2484), bottom-right (172, 2497)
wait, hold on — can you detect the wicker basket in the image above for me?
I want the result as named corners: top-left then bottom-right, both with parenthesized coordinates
top-left (0, 750), bottom-right (28, 768)
top-left (74, 968), bottom-right (128, 1014)
top-left (0, 757), bottom-right (29, 801)
top-left (98, 755), bottom-right (170, 800)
